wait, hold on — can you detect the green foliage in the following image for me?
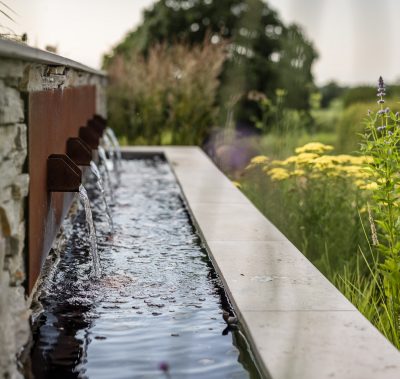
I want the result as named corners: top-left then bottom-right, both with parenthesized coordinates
top-left (247, 89), bottom-right (313, 135)
top-left (319, 81), bottom-right (346, 108)
top-left (336, 100), bottom-right (399, 154)
top-left (107, 41), bottom-right (226, 145)
top-left (342, 86), bottom-right (377, 108)
top-left (336, 102), bottom-right (369, 153)
top-left (333, 245), bottom-right (400, 348)
top-left (342, 85), bottom-right (400, 108)
top-left (359, 82), bottom-right (400, 344)
top-left (258, 131), bottom-right (336, 160)
top-left (104, 0), bottom-right (318, 127)
top-left (312, 99), bottom-right (343, 134)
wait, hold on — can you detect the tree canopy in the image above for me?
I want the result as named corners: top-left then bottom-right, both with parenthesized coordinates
top-left (104, 0), bottom-right (318, 124)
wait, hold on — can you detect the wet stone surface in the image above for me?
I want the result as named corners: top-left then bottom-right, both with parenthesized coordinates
top-left (30, 158), bottom-right (260, 379)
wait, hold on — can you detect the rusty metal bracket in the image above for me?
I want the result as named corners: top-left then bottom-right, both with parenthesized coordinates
top-left (66, 137), bottom-right (92, 166)
top-left (87, 117), bottom-right (106, 137)
top-left (47, 154), bottom-right (82, 192)
top-left (93, 114), bottom-right (106, 124)
top-left (79, 126), bottom-right (100, 149)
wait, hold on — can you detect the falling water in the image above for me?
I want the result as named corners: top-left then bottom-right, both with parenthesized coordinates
top-left (106, 128), bottom-right (122, 176)
top-left (78, 185), bottom-right (101, 277)
top-left (102, 133), bottom-right (116, 168)
top-left (98, 146), bottom-right (115, 204)
top-left (102, 133), bottom-right (121, 186)
top-left (90, 161), bottom-right (114, 234)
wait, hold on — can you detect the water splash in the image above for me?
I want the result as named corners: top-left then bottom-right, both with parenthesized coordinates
top-left (90, 161), bottom-right (114, 234)
top-left (78, 184), bottom-right (101, 277)
top-left (98, 146), bottom-right (115, 204)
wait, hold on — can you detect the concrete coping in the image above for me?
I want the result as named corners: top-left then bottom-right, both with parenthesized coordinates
top-left (0, 38), bottom-right (106, 76)
top-left (121, 146), bottom-right (400, 379)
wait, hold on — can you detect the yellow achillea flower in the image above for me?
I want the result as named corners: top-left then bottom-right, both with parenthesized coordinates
top-left (295, 142), bottom-right (334, 155)
top-left (250, 155), bottom-right (269, 165)
top-left (334, 155), bottom-right (355, 164)
top-left (283, 153), bottom-right (319, 165)
top-left (267, 167), bottom-right (290, 181)
top-left (292, 169), bottom-right (305, 176)
top-left (339, 165), bottom-right (370, 179)
top-left (271, 159), bottom-right (286, 166)
top-left (358, 182), bottom-right (379, 191)
top-left (335, 155), bottom-right (373, 165)
top-left (251, 141), bottom-right (374, 188)
top-left (354, 179), bottom-right (366, 188)
top-left (313, 155), bottom-right (339, 170)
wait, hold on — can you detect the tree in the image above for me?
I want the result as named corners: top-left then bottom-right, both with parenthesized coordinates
top-left (104, 0), bottom-right (318, 125)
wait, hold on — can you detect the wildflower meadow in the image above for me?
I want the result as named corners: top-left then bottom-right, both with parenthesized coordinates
top-left (239, 77), bottom-right (400, 347)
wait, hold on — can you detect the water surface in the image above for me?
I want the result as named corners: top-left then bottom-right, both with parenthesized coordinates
top-left (31, 158), bottom-right (260, 379)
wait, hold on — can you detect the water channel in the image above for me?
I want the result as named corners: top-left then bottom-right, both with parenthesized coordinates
top-left (30, 157), bottom-right (261, 379)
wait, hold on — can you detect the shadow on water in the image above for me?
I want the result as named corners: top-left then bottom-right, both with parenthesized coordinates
top-left (30, 157), bottom-right (263, 379)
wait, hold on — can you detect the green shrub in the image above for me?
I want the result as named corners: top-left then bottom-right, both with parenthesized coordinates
top-left (358, 77), bottom-right (400, 347)
top-left (336, 100), bottom-right (399, 154)
top-left (107, 40), bottom-right (226, 145)
top-left (342, 85), bottom-right (400, 108)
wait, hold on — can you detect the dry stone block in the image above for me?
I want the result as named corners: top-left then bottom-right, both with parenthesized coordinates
top-left (0, 59), bottom-right (25, 84)
top-left (0, 81), bottom-right (24, 125)
top-left (0, 237), bottom-right (5, 274)
top-left (0, 272), bottom-right (28, 379)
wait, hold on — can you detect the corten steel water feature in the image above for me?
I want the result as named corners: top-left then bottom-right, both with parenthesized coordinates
top-left (47, 154), bottom-right (82, 192)
top-left (79, 126), bottom-right (100, 150)
top-left (28, 85), bottom-right (96, 292)
top-left (66, 138), bottom-right (92, 166)
top-left (87, 116), bottom-right (106, 136)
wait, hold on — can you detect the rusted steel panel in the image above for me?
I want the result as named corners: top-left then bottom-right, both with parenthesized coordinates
top-left (28, 86), bottom-right (96, 292)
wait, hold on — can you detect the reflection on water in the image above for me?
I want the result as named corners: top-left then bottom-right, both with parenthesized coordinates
top-left (31, 158), bottom-right (261, 379)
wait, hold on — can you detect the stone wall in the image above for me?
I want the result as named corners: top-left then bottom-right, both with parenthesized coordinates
top-left (0, 45), bottom-right (106, 379)
top-left (0, 57), bottom-right (30, 379)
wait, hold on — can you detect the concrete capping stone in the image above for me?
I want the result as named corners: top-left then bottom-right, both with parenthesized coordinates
top-left (0, 39), bottom-right (106, 77)
top-left (121, 146), bottom-right (400, 379)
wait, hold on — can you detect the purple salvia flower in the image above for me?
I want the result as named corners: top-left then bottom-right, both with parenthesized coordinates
top-left (378, 76), bottom-right (385, 92)
top-left (377, 76), bottom-right (386, 105)
top-left (377, 125), bottom-right (386, 132)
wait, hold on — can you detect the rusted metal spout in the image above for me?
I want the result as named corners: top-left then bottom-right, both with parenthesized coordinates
top-left (66, 137), bottom-right (92, 166)
top-left (93, 114), bottom-right (107, 125)
top-left (87, 118), bottom-right (106, 137)
top-left (79, 126), bottom-right (100, 149)
top-left (47, 154), bottom-right (82, 192)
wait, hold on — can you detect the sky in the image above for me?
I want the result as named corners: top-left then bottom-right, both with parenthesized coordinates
top-left (1, 0), bottom-right (400, 86)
